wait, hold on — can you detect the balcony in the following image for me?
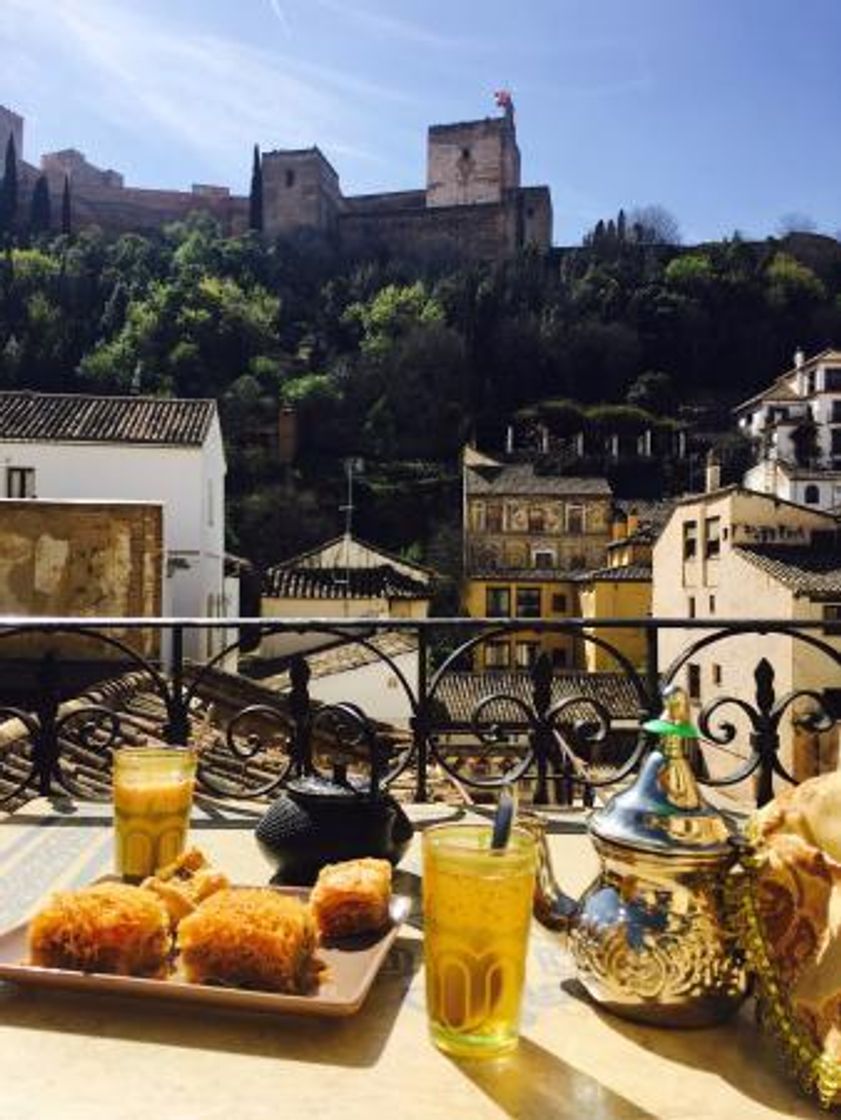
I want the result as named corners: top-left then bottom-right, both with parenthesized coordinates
top-left (0, 614), bottom-right (838, 812)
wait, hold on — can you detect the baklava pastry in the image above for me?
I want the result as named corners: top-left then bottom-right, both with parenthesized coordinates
top-left (28, 882), bottom-right (170, 977)
top-left (310, 858), bottom-right (392, 939)
top-left (177, 888), bottom-right (321, 993)
top-left (141, 847), bottom-right (229, 927)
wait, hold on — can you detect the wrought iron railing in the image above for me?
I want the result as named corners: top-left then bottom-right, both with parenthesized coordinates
top-left (0, 615), bottom-right (838, 810)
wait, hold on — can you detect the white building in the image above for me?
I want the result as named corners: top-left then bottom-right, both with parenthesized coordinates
top-left (653, 482), bottom-right (841, 790)
top-left (736, 348), bottom-right (841, 510)
top-left (0, 391), bottom-right (227, 659)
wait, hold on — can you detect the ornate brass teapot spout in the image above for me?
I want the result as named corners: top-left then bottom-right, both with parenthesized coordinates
top-left (523, 686), bottom-right (749, 1027)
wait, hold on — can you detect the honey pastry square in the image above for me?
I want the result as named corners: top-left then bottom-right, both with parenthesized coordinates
top-left (310, 858), bottom-right (392, 939)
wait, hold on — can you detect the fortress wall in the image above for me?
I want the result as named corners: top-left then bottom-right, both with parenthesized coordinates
top-left (342, 190), bottom-right (426, 214)
top-left (62, 186), bottom-right (249, 236)
top-left (339, 198), bottom-right (516, 261)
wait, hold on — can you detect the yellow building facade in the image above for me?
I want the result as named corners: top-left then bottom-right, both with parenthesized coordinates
top-left (462, 455), bottom-right (613, 670)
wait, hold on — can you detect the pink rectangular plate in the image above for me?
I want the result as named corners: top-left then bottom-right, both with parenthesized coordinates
top-left (0, 885), bottom-right (411, 1018)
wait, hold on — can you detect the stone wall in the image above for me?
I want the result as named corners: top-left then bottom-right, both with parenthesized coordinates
top-left (262, 148), bottom-right (342, 238)
top-left (427, 117), bottom-right (519, 208)
top-left (0, 501), bottom-right (163, 660)
top-left (0, 106), bottom-right (23, 160)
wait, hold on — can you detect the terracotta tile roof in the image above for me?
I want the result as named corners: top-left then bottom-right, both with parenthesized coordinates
top-left (465, 463), bottom-right (612, 497)
top-left (735, 544), bottom-right (841, 599)
top-left (466, 568), bottom-right (573, 582)
top-left (0, 392), bottom-right (216, 446)
top-left (431, 671), bottom-right (642, 727)
top-left (263, 564), bottom-right (430, 600)
top-left (574, 564), bottom-right (652, 583)
top-left (253, 632), bottom-right (418, 687)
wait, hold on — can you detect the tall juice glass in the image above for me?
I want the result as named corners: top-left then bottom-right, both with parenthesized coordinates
top-left (113, 747), bottom-right (197, 881)
top-left (423, 823), bottom-right (536, 1057)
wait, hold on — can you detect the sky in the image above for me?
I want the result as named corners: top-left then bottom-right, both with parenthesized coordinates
top-left (2, 0), bottom-right (840, 246)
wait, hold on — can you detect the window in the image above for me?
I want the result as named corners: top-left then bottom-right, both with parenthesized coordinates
top-left (6, 467), bottom-right (35, 498)
top-left (712, 664), bottom-right (723, 687)
top-left (485, 641), bottom-right (510, 669)
top-left (823, 604), bottom-right (841, 635)
top-left (708, 595), bottom-right (716, 615)
top-left (688, 596), bottom-right (696, 619)
top-left (486, 502), bottom-right (503, 532)
top-left (515, 588), bottom-right (541, 618)
top-left (528, 507), bottom-right (545, 533)
top-left (551, 648), bottom-right (568, 668)
top-left (832, 430), bottom-right (841, 456)
top-left (688, 663), bottom-right (701, 701)
top-left (805, 484), bottom-right (820, 505)
top-left (825, 368), bottom-right (841, 391)
top-left (285, 169), bottom-right (295, 188)
top-left (533, 549), bottom-right (554, 569)
top-left (485, 587), bottom-right (510, 617)
top-left (460, 147), bottom-right (471, 161)
top-left (515, 641), bottom-right (539, 669)
top-left (832, 401), bottom-right (841, 423)
top-left (551, 593), bottom-right (567, 613)
top-left (705, 517), bottom-right (721, 559)
top-left (566, 504), bottom-right (585, 534)
top-left (683, 520), bottom-right (698, 560)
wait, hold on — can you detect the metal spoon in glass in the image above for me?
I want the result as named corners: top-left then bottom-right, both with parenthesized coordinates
top-left (491, 783), bottom-right (518, 850)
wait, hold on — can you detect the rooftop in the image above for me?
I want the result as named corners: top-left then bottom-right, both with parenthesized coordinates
top-left (735, 544), bottom-right (841, 599)
top-left (432, 670), bottom-right (641, 726)
top-left (574, 564), bottom-right (652, 583)
top-left (0, 392), bottom-right (216, 446)
top-left (263, 565), bottom-right (430, 601)
top-left (465, 463), bottom-right (612, 497)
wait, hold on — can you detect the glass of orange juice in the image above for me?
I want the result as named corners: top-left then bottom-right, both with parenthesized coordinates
top-left (113, 747), bottom-right (197, 881)
top-left (422, 822), bottom-right (536, 1058)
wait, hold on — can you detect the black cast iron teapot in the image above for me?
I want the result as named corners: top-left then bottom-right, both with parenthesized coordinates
top-left (255, 702), bottom-right (413, 885)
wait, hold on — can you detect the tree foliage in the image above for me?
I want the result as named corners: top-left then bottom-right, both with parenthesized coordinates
top-left (2, 209), bottom-right (841, 562)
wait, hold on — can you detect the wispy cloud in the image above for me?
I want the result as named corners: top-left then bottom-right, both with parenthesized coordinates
top-left (309, 0), bottom-right (480, 50)
top-left (0, 0), bottom-right (414, 185)
top-left (267, 0), bottom-right (292, 38)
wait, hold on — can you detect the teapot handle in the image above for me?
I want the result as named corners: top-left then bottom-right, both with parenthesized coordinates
top-left (517, 810), bottom-right (579, 932)
top-left (310, 701), bottom-right (382, 797)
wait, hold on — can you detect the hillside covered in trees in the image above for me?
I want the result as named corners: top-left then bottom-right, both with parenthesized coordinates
top-left (2, 211), bottom-right (841, 576)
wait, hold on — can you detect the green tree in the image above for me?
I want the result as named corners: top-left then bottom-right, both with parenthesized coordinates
top-left (61, 176), bottom-right (72, 235)
top-left (29, 175), bottom-right (51, 233)
top-left (248, 144), bottom-right (263, 233)
top-left (0, 134), bottom-right (18, 235)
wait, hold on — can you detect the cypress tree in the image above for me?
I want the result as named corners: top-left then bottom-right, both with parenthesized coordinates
top-left (248, 144), bottom-right (263, 232)
top-left (61, 175), bottom-right (72, 235)
top-left (0, 134), bottom-right (18, 234)
top-left (617, 208), bottom-right (626, 243)
top-left (29, 175), bottom-right (51, 233)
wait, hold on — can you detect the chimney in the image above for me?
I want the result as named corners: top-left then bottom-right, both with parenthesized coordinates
top-left (627, 507), bottom-right (640, 536)
top-left (611, 510), bottom-right (628, 541)
top-left (794, 347), bottom-right (805, 369)
top-left (705, 448), bottom-right (721, 493)
top-left (540, 423), bottom-right (549, 454)
top-left (505, 424), bottom-right (514, 454)
top-left (278, 406), bottom-right (298, 465)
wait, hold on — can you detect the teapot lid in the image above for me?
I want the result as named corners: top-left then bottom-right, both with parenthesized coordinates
top-left (589, 685), bottom-right (736, 858)
top-left (287, 762), bottom-right (379, 803)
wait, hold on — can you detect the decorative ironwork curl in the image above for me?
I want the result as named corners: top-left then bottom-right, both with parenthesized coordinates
top-left (52, 704), bottom-right (122, 799)
top-left (197, 703), bottom-right (293, 799)
top-left (0, 705), bottom-right (39, 805)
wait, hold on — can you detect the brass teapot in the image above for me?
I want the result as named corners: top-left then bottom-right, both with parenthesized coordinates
top-left (527, 686), bottom-right (749, 1027)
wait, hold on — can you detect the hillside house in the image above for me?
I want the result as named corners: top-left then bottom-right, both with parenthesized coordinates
top-left (653, 482), bottom-right (841, 787)
top-left (737, 347), bottom-right (841, 510)
top-left (0, 392), bottom-right (228, 660)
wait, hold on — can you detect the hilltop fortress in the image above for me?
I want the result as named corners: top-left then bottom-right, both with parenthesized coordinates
top-left (0, 101), bottom-right (551, 260)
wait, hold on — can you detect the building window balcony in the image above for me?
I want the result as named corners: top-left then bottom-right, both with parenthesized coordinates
top-left (485, 587), bottom-right (510, 617)
top-left (515, 588), bottom-right (541, 618)
top-left (6, 467), bottom-right (35, 498)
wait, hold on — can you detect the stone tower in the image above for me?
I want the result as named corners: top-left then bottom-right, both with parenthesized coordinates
top-left (426, 106), bottom-right (520, 208)
top-left (0, 106), bottom-right (24, 160)
top-left (261, 147), bottom-right (343, 239)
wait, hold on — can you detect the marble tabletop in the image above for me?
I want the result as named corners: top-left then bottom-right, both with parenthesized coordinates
top-left (0, 797), bottom-right (824, 1120)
